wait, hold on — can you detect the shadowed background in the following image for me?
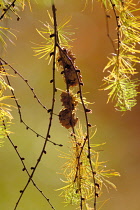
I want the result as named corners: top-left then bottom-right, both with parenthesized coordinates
top-left (0, 1), bottom-right (140, 209)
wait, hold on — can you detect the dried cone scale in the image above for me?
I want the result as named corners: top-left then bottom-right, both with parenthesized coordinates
top-left (59, 91), bottom-right (78, 129)
top-left (60, 92), bottom-right (78, 110)
top-left (58, 47), bottom-right (82, 129)
top-left (59, 108), bottom-right (78, 129)
top-left (58, 48), bottom-right (83, 87)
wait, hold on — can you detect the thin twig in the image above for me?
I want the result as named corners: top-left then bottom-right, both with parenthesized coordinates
top-left (57, 46), bottom-right (84, 209)
top-left (75, 63), bottom-right (97, 210)
top-left (0, 0), bottom-right (18, 20)
top-left (0, 59), bottom-right (62, 147)
top-left (109, 0), bottom-right (121, 59)
top-left (0, 58), bottom-right (48, 111)
top-left (103, 6), bottom-right (117, 53)
top-left (57, 38), bottom-right (97, 210)
top-left (109, 1), bottom-right (127, 109)
top-left (13, 4), bottom-right (58, 209)
top-left (2, 120), bottom-right (54, 209)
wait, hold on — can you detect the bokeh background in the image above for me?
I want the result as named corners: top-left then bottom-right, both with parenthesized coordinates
top-left (0, 0), bottom-right (140, 209)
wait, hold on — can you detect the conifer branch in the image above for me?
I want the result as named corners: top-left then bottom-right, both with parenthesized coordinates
top-left (0, 58), bottom-right (48, 111)
top-left (45, 3), bottom-right (90, 209)
top-left (54, 3), bottom-right (120, 209)
top-left (103, 6), bottom-right (116, 53)
top-left (53, 14), bottom-right (99, 210)
top-left (109, 0), bottom-right (121, 60)
top-left (13, 4), bottom-right (58, 209)
top-left (0, 1), bottom-right (122, 209)
top-left (57, 46), bottom-right (84, 209)
top-left (2, 119), bottom-right (54, 208)
top-left (0, 59), bottom-right (62, 147)
top-left (0, 0), bottom-right (31, 21)
top-left (101, 0), bottom-right (140, 111)
top-left (57, 44), bottom-right (97, 209)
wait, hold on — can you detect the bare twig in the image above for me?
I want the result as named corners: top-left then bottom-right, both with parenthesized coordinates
top-left (0, 0), bottom-right (20, 20)
top-left (13, 4), bottom-right (58, 209)
top-left (0, 58), bottom-right (63, 147)
top-left (2, 120), bottom-right (54, 209)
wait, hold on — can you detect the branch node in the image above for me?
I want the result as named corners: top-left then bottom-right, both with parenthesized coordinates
top-left (50, 34), bottom-right (55, 38)
top-left (87, 123), bottom-right (92, 127)
top-left (61, 71), bottom-right (64, 74)
top-left (50, 52), bottom-right (54, 57)
top-left (76, 69), bottom-right (80, 73)
top-left (95, 193), bottom-right (99, 197)
top-left (95, 183), bottom-right (100, 189)
top-left (85, 108), bottom-right (92, 113)
top-left (19, 190), bottom-right (23, 193)
top-left (47, 109), bottom-right (52, 113)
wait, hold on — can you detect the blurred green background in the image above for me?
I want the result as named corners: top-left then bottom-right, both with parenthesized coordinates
top-left (0, 0), bottom-right (140, 209)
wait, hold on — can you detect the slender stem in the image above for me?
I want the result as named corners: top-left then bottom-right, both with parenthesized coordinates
top-left (0, 0), bottom-right (17, 20)
top-left (57, 41), bottom-right (97, 209)
top-left (0, 58), bottom-right (62, 147)
top-left (109, 1), bottom-right (121, 58)
top-left (109, 1), bottom-right (127, 109)
top-left (14, 4), bottom-right (58, 209)
top-left (0, 58), bottom-right (48, 111)
top-left (103, 5), bottom-right (117, 53)
top-left (2, 120), bottom-right (54, 208)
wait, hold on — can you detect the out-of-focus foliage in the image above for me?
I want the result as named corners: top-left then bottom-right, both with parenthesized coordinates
top-left (0, 0), bottom-right (31, 19)
top-left (0, 62), bottom-right (13, 140)
top-left (0, 0), bottom-right (31, 49)
top-left (0, 0), bottom-right (32, 142)
top-left (0, 26), bottom-right (16, 49)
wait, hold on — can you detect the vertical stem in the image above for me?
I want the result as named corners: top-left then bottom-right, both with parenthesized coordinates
top-left (14, 4), bottom-right (58, 210)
